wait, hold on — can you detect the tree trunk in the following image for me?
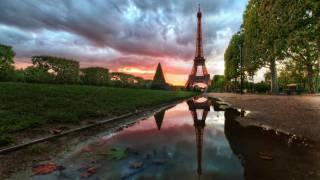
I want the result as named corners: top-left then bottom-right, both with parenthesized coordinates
top-left (316, 53), bottom-right (320, 93)
top-left (234, 77), bottom-right (237, 92)
top-left (270, 59), bottom-right (278, 93)
top-left (306, 64), bottom-right (315, 93)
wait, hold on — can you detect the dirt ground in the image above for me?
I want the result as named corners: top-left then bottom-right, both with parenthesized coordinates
top-left (208, 93), bottom-right (320, 142)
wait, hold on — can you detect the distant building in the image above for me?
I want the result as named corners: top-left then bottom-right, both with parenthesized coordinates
top-left (151, 63), bottom-right (169, 90)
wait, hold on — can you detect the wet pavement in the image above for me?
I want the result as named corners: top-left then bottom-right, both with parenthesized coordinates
top-left (4, 96), bottom-right (320, 180)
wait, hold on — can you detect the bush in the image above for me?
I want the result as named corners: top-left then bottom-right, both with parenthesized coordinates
top-left (110, 72), bottom-right (149, 88)
top-left (0, 44), bottom-right (15, 81)
top-left (0, 66), bottom-right (15, 81)
top-left (24, 66), bottom-right (55, 83)
top-left (32, 56), bottom-right (79, 83)
top-left (80, 67), bottom-right (109, 86)
top-left (12, 69), bottom-right (26, 82)
top-left (254, 82), bottom-right (270, 93)
top-left (211, 75), bottom-right (226, 92)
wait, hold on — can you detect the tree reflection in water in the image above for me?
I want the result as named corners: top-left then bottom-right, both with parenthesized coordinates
top-left (224, 108), bottom-right (320, 180)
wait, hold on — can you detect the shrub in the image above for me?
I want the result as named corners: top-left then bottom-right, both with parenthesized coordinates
top-left (110, 72), bottom-right (148, 88)
top-left (254, 82), bottom-right (270, 93)
top-left (211, 75), bottom-right (226, 92)
top-left (24, 66), bottom-right (55, 83)
top-left (80, 67), bottom-right (109, 86)
top-left (0, 44), bottom-right (15, 81)
top-left (32, 56), bottom-right (79, 83)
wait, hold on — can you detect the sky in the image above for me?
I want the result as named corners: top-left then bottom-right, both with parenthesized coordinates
top-left (0, 0), bottom-right (248, 85)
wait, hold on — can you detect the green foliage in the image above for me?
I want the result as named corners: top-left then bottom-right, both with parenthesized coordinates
top-left (211, 75), bottom-right (225, 92)
top-left (0, 44), bottom-right (15, 81)
top-left (242, 1), bottom-right (262, 76)
top-left (80, 67), bottom-right (109, 86)
top-left (227, 0), bottom-right (320, 93)
top-left (24, 66), bottom-right (55, 83)
top-left (32, 56), bottom-right (80, 83)
top-left (282, 0), bottom-right (320, 93)
top-left (278, 60), bottom-right (305, 91)
top-left (0, 82), bottom-right (196, 134)
top-left (254, 82), bottom-right (270, 93)
top-left (110, 72), bottom-right (150, 88)
top-left (13, 69), bottom-right (26, 82)
top-left (151, 63), bottom-right (169, 90)
top-left (224, 33), bottom-right (241, 81)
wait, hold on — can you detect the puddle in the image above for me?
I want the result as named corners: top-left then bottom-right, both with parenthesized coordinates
top-left (225, 108), bottom-right (320, 180)
top-left (5, 96), bottom-right (320, 180)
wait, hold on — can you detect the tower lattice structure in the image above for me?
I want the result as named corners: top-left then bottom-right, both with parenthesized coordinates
top-left (187, 97), bottom-right (211, 176)
top-left (185, 5), bottom-right (210, 89)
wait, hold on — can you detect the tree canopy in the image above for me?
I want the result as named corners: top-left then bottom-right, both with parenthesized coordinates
top-left (0, 44), bottom-right (15, 81)
top-left (224, 33), bottom-right (241, 81)
top-left (32, 56), bottom-right (80, 83)
top-left (80, 67), bottom-right (109, 86)
top-left (151, 63), bottom-right (169, 90)
top-left (225, 0), bottom-right (320, 93)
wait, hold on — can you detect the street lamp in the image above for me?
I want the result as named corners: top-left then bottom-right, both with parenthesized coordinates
top-left (238, 36), bottom-right (244, 95)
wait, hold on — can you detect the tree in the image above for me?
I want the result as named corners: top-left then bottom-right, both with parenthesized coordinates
top-left (242, 1), bottom-right (262, 80)
top-left (241, 0), bottom-right (320, 93)
top-left (224, 33), bottom-right (241, 82)
top-left (0, 44), bottom-right (15, 81)
top-left (151, 63), bottom-right (169, 90)
top-left (109, 72), bottom-right (148, 88)
top-left (281, 0), bottom-right (320, 93)
top-left (211, 75), bottom-right (225, 92)
top-left (258, 0), bottom-right (289, 93)
top-left (24, 66), bottom-right (54, 83)
top-left (32, 56), bottom-right (79, 83)
top-left (80, 67), bottom-right (109, 86)
top-left (278, 59), bottom-right (305, 91)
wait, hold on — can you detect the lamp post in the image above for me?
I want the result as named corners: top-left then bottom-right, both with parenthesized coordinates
top-left (238, 38), bottom-right (244, 95)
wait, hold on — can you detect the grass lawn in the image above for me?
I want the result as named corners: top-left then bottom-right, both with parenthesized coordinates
top-left (0, 82), bottom-right (196, 143)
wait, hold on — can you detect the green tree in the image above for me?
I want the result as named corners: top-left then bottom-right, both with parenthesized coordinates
top-left (0, 44), bottom-right (15, 81)
top-left (278, 59), bottom-right (305, 91)
top-left (241, 0), bottom-right (320, 93)
top-left (151, 63), bottom-right (169, 90)
top-left (258, 0), bottom-right (290, 93)
top-left (282, 0), bottom-right (320, 93)
top-left (32, 56), bottom-right (79, 83)
top-left (224, 33), bottom-right (241, 84)
top-left (211, 75), bottom-right (225, 92)
top-left (80, 67), bottom-right (109, 86)
top-left (110, 72), bottom-right (148, 88)
top-left (24, 66), bottom-right (54, 83)
top-left (242, 1), bottom-right (262, 81)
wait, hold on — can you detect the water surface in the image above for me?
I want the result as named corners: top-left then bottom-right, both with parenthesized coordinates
top-left (11, 96), bottom-right (320, 180)
top-left (33, 97), bottom-right (244, 179)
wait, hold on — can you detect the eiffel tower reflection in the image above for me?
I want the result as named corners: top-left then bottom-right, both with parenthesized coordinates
top-left (187, 96), bottom-right (211, 177)
top-left (153, 96), bottom-right (211, 177)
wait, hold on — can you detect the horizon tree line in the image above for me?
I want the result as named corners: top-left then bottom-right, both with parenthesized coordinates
top-left (0, 44), bottom-right (164, 89)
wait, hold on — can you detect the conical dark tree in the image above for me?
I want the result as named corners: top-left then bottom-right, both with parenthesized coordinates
top-left (151, 63), bottom-right (169, 90)
top-left (154, 110), bottom-right (166, 130)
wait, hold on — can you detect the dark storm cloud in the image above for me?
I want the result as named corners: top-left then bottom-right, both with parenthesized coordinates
top-left (0, 0), bottom-right (245, 59)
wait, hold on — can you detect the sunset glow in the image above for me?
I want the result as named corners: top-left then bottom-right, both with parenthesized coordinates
top-left (1, 0), bottom-right (248, 85)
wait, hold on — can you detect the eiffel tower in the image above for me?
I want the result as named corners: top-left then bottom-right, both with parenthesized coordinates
top-left (185, 5), bottom-right (210, 89)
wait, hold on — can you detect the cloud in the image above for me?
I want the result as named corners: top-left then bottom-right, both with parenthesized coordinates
top-left (0, 0), bottom-right (247, 85)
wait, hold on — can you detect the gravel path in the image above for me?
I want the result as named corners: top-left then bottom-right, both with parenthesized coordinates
top-left (208, 93), bottom-right (320, 142)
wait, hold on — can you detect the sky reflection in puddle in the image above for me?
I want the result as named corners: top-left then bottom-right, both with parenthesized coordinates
top-left (33, 98), bottom-right (244, 180)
